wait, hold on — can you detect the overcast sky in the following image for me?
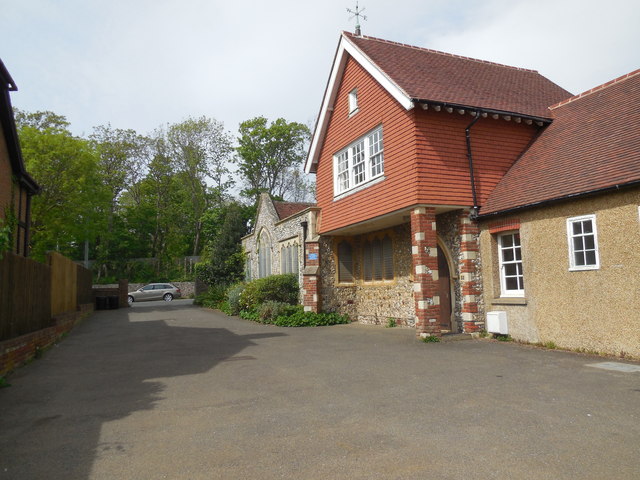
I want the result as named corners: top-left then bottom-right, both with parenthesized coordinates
top-left (2, 0), bottom-right (639, 138)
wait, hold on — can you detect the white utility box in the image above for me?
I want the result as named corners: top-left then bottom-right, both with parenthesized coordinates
top-left (486, 311), bottom-right (508, 334)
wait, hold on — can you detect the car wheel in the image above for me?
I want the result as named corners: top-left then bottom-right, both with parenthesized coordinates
top-left (128, 295), bottom-right (134, 304)
top-left (163, 293), bottom-right (173, 302)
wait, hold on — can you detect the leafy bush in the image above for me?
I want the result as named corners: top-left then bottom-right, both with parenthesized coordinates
top-left (257, 301), bottom-right (300, 323)
top-left (226, 282), bottom-right (246, 315)
top-left (239, 309), bottom-right (260, 322)
top-left (239, 274), bottom-right (298, 311)
top-left (273, 311), bottom-right (349, 327)
top-left (194, 284), bottom-right (227, 309)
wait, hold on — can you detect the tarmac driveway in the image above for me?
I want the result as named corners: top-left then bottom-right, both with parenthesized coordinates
top-left (1, 301), bottom-right (639, 479)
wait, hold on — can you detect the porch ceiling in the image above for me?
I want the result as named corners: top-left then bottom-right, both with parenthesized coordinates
top-left (321, 204), bottom-right (462, 236)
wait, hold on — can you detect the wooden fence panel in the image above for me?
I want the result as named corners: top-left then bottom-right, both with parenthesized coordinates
top-left (76, 264), bottom-right (93, 305)
top-left (49, 252), bottom-right (77, 317)
top-left (0, 252), bottom-right (52, 341)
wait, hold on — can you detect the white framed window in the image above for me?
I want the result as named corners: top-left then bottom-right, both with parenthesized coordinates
top-left (333, 126), bottom-right (384, 196)
top-left (567, 215), bottom-right (599, 270)
top-left (498, 232), bottom-right (524, 297)
top-left (348, 88), bottom-right (358, 115)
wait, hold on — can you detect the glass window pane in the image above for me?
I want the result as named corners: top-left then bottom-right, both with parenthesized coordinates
top-left (383, 236), bottom-right (393, 280)
top-left (363, 241), bottom-right (372, 281)
top-left (372, 238), bottom-right (382, 281)
top-left (582, 220), bottom-right (593, 234)
top-left (505, 277), bottom-right (518, 290)
top-left (502, 248), bottom-right (514, 262)
top-left (574, 251), bottom-right (585, 266)
top-left (573, 236), bottom-right (584, 251)
top-left (584, 235), bottom-right (595, 250)
top-left (338, 241), bottom-right (353, 283)
top-left (504, 264), bottom-right (518, 276)
top-left (501, 235), bottom-right (513, 247)
top-left (572, 221), bottom-right (582, 235)
top-left (585, 250), bottom-right (597, 265)
top-left (515, 248), bottom-right (522, 261)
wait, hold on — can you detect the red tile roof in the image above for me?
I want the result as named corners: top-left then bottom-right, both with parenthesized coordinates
top-left (345, 32), bottom-right (571, 119)
top-left (481, 70), bottom-right (640, 215)
top-left (273, 201), bottom-right (315, 221)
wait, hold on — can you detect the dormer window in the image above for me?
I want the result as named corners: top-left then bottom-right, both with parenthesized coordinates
top-left (348, 88), bottom-right (359, 115)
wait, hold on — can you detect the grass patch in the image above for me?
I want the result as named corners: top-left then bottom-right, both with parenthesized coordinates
top-left (421, 335), bottom-right (440, 343)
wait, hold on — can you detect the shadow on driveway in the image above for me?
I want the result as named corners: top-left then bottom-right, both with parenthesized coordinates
top-left (0, 302), bottom-right (285, 479)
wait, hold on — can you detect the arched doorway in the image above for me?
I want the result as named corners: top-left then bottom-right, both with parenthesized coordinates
top-left (437, 243), bottom-right (454, 332)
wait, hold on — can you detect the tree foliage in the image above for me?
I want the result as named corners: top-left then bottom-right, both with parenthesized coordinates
top-left (15, 110), bottom-right (107, 261)
top-left (14, 108), bottom-right (309, 284)
top-left (235, 117), bottom-right (312, 202)
top-left (196, 202), bottom-right (252, 286)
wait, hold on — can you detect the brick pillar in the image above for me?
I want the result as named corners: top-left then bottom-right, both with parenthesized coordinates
top-left (302, 241), bottom-right (320, 313)
top-left (458, 210), bottom-right (482, 332)
top-left (411, 207), bottom-right (441, 337)
top-left (119, 279), bottom-right (129, 308)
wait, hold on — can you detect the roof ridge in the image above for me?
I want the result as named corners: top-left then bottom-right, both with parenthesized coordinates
top-left (550, 69), bottom-right (640, 109)
top-left (342, 31), bottom-right (539, 74)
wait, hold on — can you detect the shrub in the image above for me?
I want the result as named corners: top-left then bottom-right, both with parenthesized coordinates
top-left (239, 274), bottom-right (298, 311)
top-left (239, 309), bottom-right (260, 322)
top-left (273, 311), bottom-right (349, 327)
top-left (194, 284), bottom-right (227, 309)
top-left (257, 301), bottom-right (297, 324)
top-left (226, 282), bottom-right (246, 315)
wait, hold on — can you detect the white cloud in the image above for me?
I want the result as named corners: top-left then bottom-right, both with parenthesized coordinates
top-left (1, 0), bottom-right (638, 137)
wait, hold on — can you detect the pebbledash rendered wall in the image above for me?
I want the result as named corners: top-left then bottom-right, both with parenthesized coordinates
top-left (479, 187), bottom-right (640, 359)
top-left (319, 223), bottom-right (416, 326)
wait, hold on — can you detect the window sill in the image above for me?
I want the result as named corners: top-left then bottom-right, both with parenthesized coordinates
top-left (334, 175), bottom-right (386, 201)
top-left (490, 297), bottom-right (527, 306)
top-left (568, 266), bottom-right (599, 272)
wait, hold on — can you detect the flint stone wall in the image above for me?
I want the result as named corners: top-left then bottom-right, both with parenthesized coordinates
top-left (320, 223), bottom-right (416, 326)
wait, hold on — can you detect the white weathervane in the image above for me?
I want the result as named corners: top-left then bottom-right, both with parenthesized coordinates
top-left (347, 2), bottom-right (367, 36)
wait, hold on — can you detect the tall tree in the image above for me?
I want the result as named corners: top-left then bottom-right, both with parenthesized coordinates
top-left (89, 124), bottom-right (150, 271)
top-left (196, 201), bottom-right (252, 286)
top-left (235, 117), bottom-right (312, 202)
top-left (15, 110), bottom-right (107, 261)
top-left (166, 117), bottom-right (234, 255)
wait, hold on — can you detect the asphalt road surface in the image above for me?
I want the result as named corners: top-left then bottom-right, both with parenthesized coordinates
top-left (1, 301), bottom-right (638, 479)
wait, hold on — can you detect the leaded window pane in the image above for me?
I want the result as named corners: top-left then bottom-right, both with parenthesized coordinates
top-left (382, 236), bottom-right (393, 280)
top-left (338, 241), bottom-right (354, 283)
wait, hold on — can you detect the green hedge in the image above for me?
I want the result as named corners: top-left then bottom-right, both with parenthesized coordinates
top-left (238, 274), bottom-right (298, 311)
top-left (198, 273), bottom-right (351, 328)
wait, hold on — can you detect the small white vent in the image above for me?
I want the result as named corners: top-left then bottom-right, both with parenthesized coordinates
top-left (487, 311), bottom-right (508, 334)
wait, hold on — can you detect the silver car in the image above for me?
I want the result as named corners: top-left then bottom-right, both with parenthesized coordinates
top-left (128, 283), bottom-right (181, 304)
